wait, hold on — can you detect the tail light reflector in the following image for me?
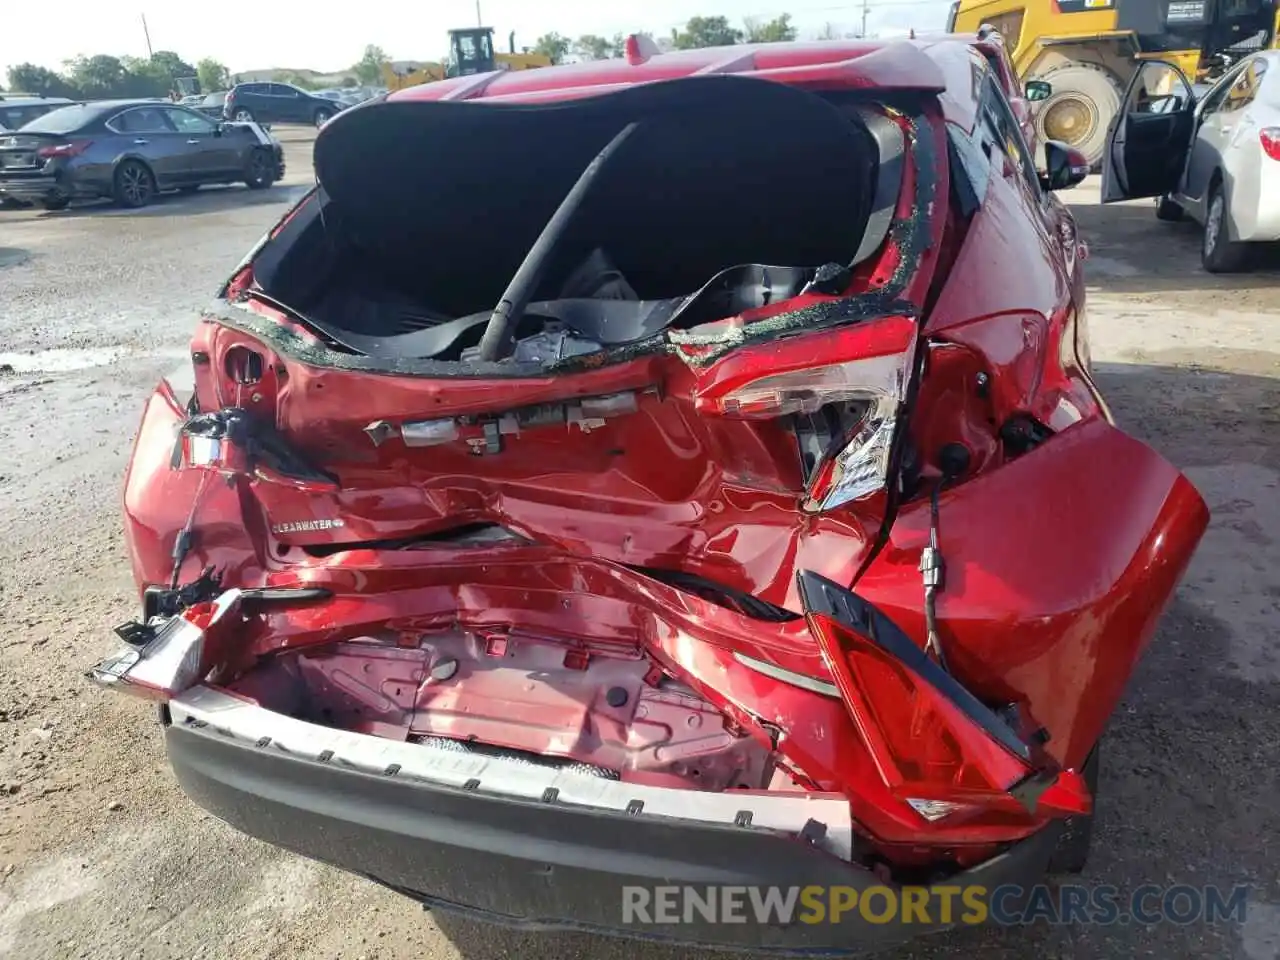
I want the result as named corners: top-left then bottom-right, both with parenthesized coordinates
top-left (37, 139), bottom-right (93, 159)
top-left (1261, 127), bottom-right (1280, 162)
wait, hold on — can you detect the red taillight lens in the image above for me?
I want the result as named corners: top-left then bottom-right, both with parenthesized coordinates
top-left (1261, 127), bottom-right (1280, 162)
top-left (36, 139), bottom-right (93, 159)
top-left (808, 612), bottom-right (1030, 798)
top-left (798, 570), bottom-right (1093, 822)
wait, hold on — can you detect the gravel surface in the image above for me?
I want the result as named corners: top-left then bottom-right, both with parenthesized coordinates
top-left (1, 137), bottom-right (1278, 960)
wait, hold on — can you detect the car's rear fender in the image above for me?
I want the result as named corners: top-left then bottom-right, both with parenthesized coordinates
top-left (854, 416), bottom-right (1209, 770)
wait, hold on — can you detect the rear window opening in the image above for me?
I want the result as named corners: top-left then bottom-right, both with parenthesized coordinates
top-left (15, 104), bottom-right (95, 135)
top-left (241, 78), bottom-right (908, 370)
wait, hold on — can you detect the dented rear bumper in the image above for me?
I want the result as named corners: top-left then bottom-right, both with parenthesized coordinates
top-left (163, 686), bottom-right (1063, 955)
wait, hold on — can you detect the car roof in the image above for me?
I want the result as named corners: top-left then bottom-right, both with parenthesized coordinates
top-left (388, 36), bottom-right (992, 130)
top-left (90, 99), bottom-right (177, 109)
top-left (24, 99), bottom-right (190, 126)
top-left (0, 96), bottom-right (76, 106)
top-left (392, 38), bottom-right (960, 106)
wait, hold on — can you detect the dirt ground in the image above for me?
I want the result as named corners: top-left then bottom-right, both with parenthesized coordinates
top-left (1, 136), bottom-right (1278, 960)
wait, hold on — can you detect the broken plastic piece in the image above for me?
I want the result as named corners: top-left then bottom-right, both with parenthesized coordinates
top-left (89, 590), bottom-right (243, 701)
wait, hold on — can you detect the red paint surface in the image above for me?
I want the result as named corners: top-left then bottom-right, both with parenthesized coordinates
top-left (120, 38), bottom-right (1208, 865)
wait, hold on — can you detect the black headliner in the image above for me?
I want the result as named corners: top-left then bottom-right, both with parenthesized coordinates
top-left (310, 75), bottom-right (881, 314)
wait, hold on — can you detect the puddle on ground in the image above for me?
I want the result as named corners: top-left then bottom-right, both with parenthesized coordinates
top-left (0, 347), bottom-right (127, 374)
top-left (0, 345), bottom-right (189, 376)
top-left (0, 248), bottom-right (29, 269)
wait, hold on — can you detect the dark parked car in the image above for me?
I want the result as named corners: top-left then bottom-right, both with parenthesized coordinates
top-left (0, 99), bottom-right (285, 210)
top-left (0, 95), bottom-right (76, 132)
top-left (223, 82), bottom-right (342, 127)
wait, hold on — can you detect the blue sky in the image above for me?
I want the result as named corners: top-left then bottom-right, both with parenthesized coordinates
top-left (2, 0), bottom-right (949, 81)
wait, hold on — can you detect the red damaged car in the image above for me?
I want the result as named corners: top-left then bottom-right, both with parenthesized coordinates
top-left (93, 34), bottom-right (1207, 954)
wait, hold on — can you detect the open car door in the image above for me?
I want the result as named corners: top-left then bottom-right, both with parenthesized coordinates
top-left (1102, 59), bottom-right (1198, 203)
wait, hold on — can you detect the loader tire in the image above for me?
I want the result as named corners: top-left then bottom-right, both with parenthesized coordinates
top-left (1034, 62), bottom-right (1124, 171)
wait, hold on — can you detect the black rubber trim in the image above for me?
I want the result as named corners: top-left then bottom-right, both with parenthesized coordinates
top-left (850, 107), bottom-right (905, 266)
top-left (165, 717), bottom-right (1061, 955)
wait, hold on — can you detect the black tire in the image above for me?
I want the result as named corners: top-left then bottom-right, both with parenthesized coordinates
top-left (1, 196), bottom-right (28, 210)
top-left (244, 149), bottom-right (276, 190)
top-left (313, 107), bottom-right (333, 128)
top-left (1033, 62), bottom-right (1124, 171)
top-left (1155, 195), bottom-right (1184, 222)
top-left (1202, 180), bottom-right (1250, 273)
top-left (113, 160), bottom-right (156, 209)
top-left (39, 196), bottom-right (71, 211)
top-left (1047, 741), bottom-right (1101, 875)
top-left (232, 108), bottom-right (255, 123)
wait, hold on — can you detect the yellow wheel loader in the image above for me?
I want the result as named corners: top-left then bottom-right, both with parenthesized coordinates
top-left (948, 0), bottom-right (1280, 166)
top-left (380, 27), bottom-right (552, 92)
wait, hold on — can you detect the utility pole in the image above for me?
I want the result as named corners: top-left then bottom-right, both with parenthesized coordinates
top-left (141, 13), bottom-right (154, 58)
top-left (475, 0), bottom-right (482, 25)
top-left (860, 0), bottom-right (869, 39)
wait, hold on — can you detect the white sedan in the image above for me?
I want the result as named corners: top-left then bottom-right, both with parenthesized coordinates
top-left (1102, 50), bottom-right (1280, 273)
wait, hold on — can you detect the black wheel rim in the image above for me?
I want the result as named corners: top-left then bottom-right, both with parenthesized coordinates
top-left (251, 153), bottom-right (268, 181)
top-left (121, 165), bottom-right (149, 204)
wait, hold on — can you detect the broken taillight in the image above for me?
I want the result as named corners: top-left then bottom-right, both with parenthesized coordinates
top-left (808, 610), bottom-right (1030, 798)
top-left (700, 354), bottom-right (905, 420)
top-left (797, 571), bottom-right (1091, 823)
top-left (88, 590), bottom-right (242, 701)
top-left (697, 346), bottom-right (910, 512)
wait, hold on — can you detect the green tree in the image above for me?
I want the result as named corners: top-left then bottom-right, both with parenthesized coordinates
top-left (150, 50), bottom-right (197, 83)
top-left (280, 71), bottom-right (317, 90)
top-left (672, 16), bottom-right (743, 49)
top-left (611, 33), bottom-right (629, 57)
top-left (353, 45), bottom-right (388, 85)
top-left (533, 32), bottom-right (572, 64)
top-left (64, 54), bottom-right (128, 97)
top-left (7, 63), bottom-right (79, 97)
top-left (119, 56), bottom-right (170, 97)
top-left (197, 58), bottom-right (230, 92)
top-left (744, 14), bottom-right (798, 43)
top-left (574, 34), bottom-right (614, 60)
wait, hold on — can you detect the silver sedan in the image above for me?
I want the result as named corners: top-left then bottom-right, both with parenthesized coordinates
top-left (1101, 50), bottom-right (1280, 273)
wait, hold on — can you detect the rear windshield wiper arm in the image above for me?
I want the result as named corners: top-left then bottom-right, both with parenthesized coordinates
top-left (477, 121), bottom-right (640, 363)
